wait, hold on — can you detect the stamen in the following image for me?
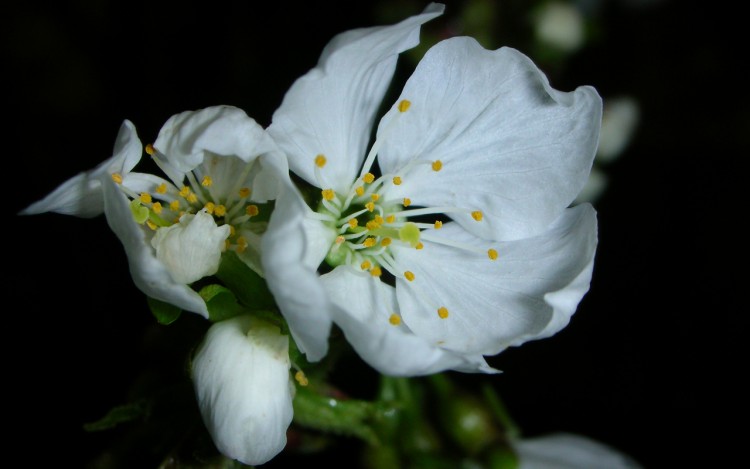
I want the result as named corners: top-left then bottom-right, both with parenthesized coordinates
top-left (363, 173), bottom-right (375, 184)
top-left (371, 193), bottom-right (380, 201)
top-left (415, 242), bottom-right (424, 250)
top-left (437, 306), bottom-right (449, 319)
top-left (392, 176), bottom-right (402, 185)
top-left (363, 238), bottom-right (376, 248)
top-left (294, 370), bottom-right (309, 386)
top-left (315, 154), bottom-right (327, 168)
top-left (365, 202), bottom-right (375, 212)
top-left (381, 237), bottom-right (392, 247)
top-left (152, 202), bottom-right (163, 214)
top-left (322, 189), bottom-right (336, 201)
top-left (204, 202), bottom-right (215, 214)
top-left (389, 313), bottom-right (402, 326)
top-left (214, 205), bottom-right (227, 217)
top-left (434, 221), bottom-right (443, 229)
top-left (201, 175), bottom-right (213, 187)
top-left (398, 99), bottom-right (411, 113)
top-left (169, 200), bottom-right (180, 211)
top-left (145, 144), bottom-right (155, 155)
top-left (403, 198), bottom-right (412, 207)
top-left (348, 219), bottom-right (358, 228)
top-left (335, 236), bottom-right (345, 245)
top-left (246, 205), bottom-right (259, 217)
top-left (355, 186), bottom-right (365, 196)
top-left (239, 187), bottom-right (251, 198)
top-left (432, 160), bottom-right (443, 172)
top-left (386, 214), bottom-right (396, 224)
top-left (236, 236), bottom-right (248, 253)
top-left (156, 183), bottom-right (168, 194)
top-left (370, 266), bottom-right (382, 277)
top-left (488, 249), bottom-right (498, 260)
top-left (360, 260), bottom-right (372, 270)
top-left (404, 271), bottom-right (415, 282)
top-left (146, 220), bottom-right (158, 231)
top-left (139, 193), bottom-right (152, 204)
top-left (471, 211), bottom-right (483, 221)
top-left (111, 173), bottom-right (123, 184)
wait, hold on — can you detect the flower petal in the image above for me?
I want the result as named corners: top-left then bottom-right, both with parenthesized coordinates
top-left (378, 38), bottom-right (602, 241)
top-left (267, 3), bottom-right (444, 193)
top-left (192, 315), bottom-right (294, 466)
top-left (261, 183), bottom-right (336, 362)
top-left (20, 120), bottom-right (142, 218)
top-left (394, 204), bottom-right (597, 356)
top-left (322, 267), bottom-right (497, 376)
top-left (514, 433), bottom-right (643, 469)
top-left (153, 105), bottom-right (278, 185)
top-left (101, 176), bottom-right (209, 316)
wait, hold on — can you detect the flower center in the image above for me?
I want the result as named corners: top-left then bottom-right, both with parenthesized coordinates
top-left (110, 144), bottom-right (268, 254)
top-left (313, 100), bottom-right (499, 323)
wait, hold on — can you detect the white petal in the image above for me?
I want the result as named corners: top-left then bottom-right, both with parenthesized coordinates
top-left (395, 204), bottom-right (597, 356)
top-left (515, 433), bottom-right (643, 469)
top-left (101, 177), bottom-right (210, 316)
top-left (321, 267), bottom-right (497, 376)
top-left (378, 38), bottom-right (602, 241)
top-left (192, 315), bottom-right (294, 466)
top-left (150, 210), bottom-right (230, 285)
top-left (261, 183), bottom-right (335, 362)
top-left (20, 120), bottom-right (142, 218)
top-left (153, 105), bottom-right (277, 185)
top-left (268, 3), bottom-right (444, 193)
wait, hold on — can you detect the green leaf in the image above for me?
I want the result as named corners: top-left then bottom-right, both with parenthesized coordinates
top-left (215, 251), bottom-right (276, 311)
top-left (83, 399), bottom-right (150, 431)
top-left (198, 284), bottom-right (246, 322)
top-left (292, 384), bottom-right (383, 445)
top-left (147, 297), bottom-right (182, 325)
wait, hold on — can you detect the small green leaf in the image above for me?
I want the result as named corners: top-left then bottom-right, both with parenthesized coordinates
top-left (147, 297), bottom-right (182, 325)
top-left (83, 399), bottom-right (150, 431)
top-left (216, 251), bottom-right (276, 311)
top-left (198, 284), bottom-right (246, 322)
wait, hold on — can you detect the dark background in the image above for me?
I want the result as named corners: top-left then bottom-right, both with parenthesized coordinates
top-left (5, 0), bottom-right (743, 467)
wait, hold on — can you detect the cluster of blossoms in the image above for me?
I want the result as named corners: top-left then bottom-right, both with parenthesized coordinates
top-left (22, 3), bottom-right (640, 467)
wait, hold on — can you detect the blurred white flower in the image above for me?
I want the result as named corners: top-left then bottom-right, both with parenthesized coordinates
top-left (597, 96), bottom-right (640, 162)
top-left (514, 433), bottom-right (643, 469)
top-left (533, 1), bottom-right (585, 53)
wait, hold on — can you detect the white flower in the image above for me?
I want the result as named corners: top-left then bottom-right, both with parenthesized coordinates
top-left (263, 3), bottom-right (601, 374)
top-left (513, 433), bottom-right (643, 469)
top-left (22, 105), bottom-right (286, 317)
top-left (192, 315), bottom-right (294, 466)
top-left (533, 1), bottom-right (586, 53)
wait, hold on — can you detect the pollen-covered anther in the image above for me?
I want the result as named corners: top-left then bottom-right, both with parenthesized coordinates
top-left (404, 271), bottom-right (415, 281)
top-left (179, 186), bottom-right (191, 198)
top-left (169, 200), bottom-right (180, 211)
top-left (152, 202), bottom-right (163, 214)
top-left (146, 220), bottom-right (157, 231)
top-left (360, 260), bottom-right (371, 270)
top-left (381, 237), bottom-right (392, 247)
top-left (363, 173), bottom-right (375, 184)
top-left (228, 225), bottom-right (236, 237)
top-left (403, 198), bottom-right (412, 207)
top-left (236, 236), bottom-right (248, 253)
top-left (111, 173), bottom-right (123, 184)
top-left (315, 154), bottom-right (327, 168)
top-left (238, 187), bottom-right (251, 198)
top-left (363, 237), bottom-right (376, 248)
top-left (139, 193), bottom-right (152, 204)
top-left (434, 220), bottom-right (443, 229)
top-left (437, 307), bottom-right (449, 319)
top-left (365, 202), bottom-right (375, 212)
top-left (366, 220), bottom-right (380, 230)
top-left (322, 189), bottom-right (335, 201)
top-left (389, 313), bottom-right (402, 326)
top-left (335, 235), bottom-right (345, 245)
top-left (371, 193), bottom-right (380, 201)
top-left (415, 242), bottom-right (424, 250)
top-left (392, 176), bottom-right (402, 185)
top-left (246, 205), bottom-right (259, 217)
top-left (214, 205), bottom-right (227, 217)
top-left (145, 143), bottom-right (155, 156)
top-left (187, 193), bottom-right (198, 204)
top-left (294, 370), bottom-right (309, 386)
top-left (398, 99), bottom-right (411, 113)
top-left (471, 211), bottom-right (483, 221)
top-left (348, 219), bottom-right (358, 228)
top-left (488, 248), bottom-right (498, 260)
top-left (355, 186), bottom-right (365, 196)
top-left (386, 214), bottom-right (396, 223)
top-left (432, 160), bottom-right (443, 172)
top-left (204, 202), bottom-right (215, 214)
top-left (370, 266), bottom-right (382, 277)
top-left (201, 176), bottom-right (213, 187)
top-left (156, 183), bottom-right (167, 194)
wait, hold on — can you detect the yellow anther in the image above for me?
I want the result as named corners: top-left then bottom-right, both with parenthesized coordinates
top-left (363, 237), bottom-right (376, 248)
top-left (381, 237), bottom-right (392, 247)
top-left (348, 218), bottom-right (358, 228)
top-left (370, 266), bottom-right (382, 277)
top-left (386, 214), bottom-right (396, 224)
top-left (437, 306), bottom-right (449, 319)
top-left (156, 183), bottom-right (168, 194)
top-left (295, 370), bottom-right (309, 386)
top-left (374, 215), bottom-right (384, 224)
top-left (229, 225), bottom-right (236, 237)
top-left (214, 205), bottom-right (227, 217)
top-left (236, 236), bottom-right (248, 253)
top-left (225, 239), bottom-right (231, 250)
top-left (471, 211), bottom-right (483, 221)
top-left (371, 193), bottom-right (380, 202)
top-left (204, 202), bottom-right (215, 214)
top-left (201, 175), bottom-right (213, 187)
top-left (322, 189), bottom-right (335, 201)
top-left (365, 201), bottom-right (375, 212)
top-left (393, 176), bottom-right (402, 185)
top-left (434, 220), bottom-right (443, 229)
top-left (179, 186), bottom-right (191, 198)
top-left (432, 160), bottom-right (443, 171)
top-left (363, 173), bottom-right (375, 184)
top-left (169, 200), bottom-right (180, 211)
top-left (139, 193), bottom-right (152, 204)
top-left (389, 313), bottom-right (402, 326)
top-left (360, 260), bottom-right (372, 270)
top-left (415, 242), bottom-right (424, 250)
top-left (239, 187), bottom-right (251, 198)
top-left (152, 202), bottom-right (163, 214)
top-left (145, 143), bottom-right (155, 155)
top-left (146, 220), bottom-right (158, 231)
top-left (488, 249), bottom-right (498, 260)
top-left (246, 205), bottom-right (259, 216)
top-left (403, 198), bottom-right (412, 207)
top-left (355, 186), bottom-right (365, 196)
top-left (111, 173), bottom-right (123, 184)
top-left (404, 271), bottom-right (415, 282)
top-left (187, 193), bottom-right (198, 204)
top-left (398, 99), bottom-right (411, 112)
top-left (366, 220), bottom-right (380, 230)
top-left (335, 235), bottom-right (345, 245)
top-left (315, 154), bottom-right (327, 168)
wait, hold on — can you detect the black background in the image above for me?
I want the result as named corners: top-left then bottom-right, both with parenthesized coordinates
top-left (5, 0), bottom-right (743, 467)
